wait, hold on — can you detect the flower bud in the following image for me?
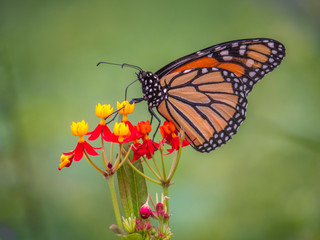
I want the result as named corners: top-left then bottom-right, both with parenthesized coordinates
top-left (164, 213), bottom-right (170, 224)
top-left (140, 201), bottom-right (152, 219)
top-left (136, 225), bottom-right (143, 231)
top-left (158, 210), bottom-right (165, 218)
top-left (107, 162), bottom-right (113, 169)
top-left (144, 221), bottom-right (152, 230)
top-left (136, 219), bottom-right (142, 225)
top-left (156, 202), bottom-right (164, 212)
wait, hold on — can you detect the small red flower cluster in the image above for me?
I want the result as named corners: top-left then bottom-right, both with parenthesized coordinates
top-left (160, 121), bottom-right (191, 154)
top-left (132, 120), bottom-right (159, 162)
top-left (139, 196), bottom-right (170, 222)
top-left (58, 101), bottom-right (190, 170)
top-left (136, 196), bottom-right (171, 239)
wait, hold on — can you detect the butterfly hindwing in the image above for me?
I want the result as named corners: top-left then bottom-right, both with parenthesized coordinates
top-left (157, 67), bottom-right (247, 152)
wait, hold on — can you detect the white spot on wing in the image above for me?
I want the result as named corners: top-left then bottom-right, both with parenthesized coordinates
top-left (249, 72), bottom-right (256, 77)
top-left (220, 50), bottom-right (229, 56)
top-left (268, 42), bottom-right (275, 48)
top-left (202, 68), bottom-right (208, 74)
top-left (246, 59), bottom-right (254, 67)
top-left (223, 56), bottom-right (233, 61)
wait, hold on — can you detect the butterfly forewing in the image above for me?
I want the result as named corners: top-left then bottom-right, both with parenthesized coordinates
top-left (209, 39), bottom-right (286, 94)
top-left (156, 38), bottom-right (285, 95)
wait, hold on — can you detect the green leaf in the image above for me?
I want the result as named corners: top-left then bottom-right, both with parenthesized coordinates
top-left (124, 233), bottom-right (143, 240)
top-left (109, 225), bottom-right (143, 240)
top-left (117, 145), bottom-right (148, 218)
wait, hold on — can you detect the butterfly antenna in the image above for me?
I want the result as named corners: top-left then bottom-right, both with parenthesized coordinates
top-left (121, 63), bottom-right (143, 72)
top-left (97, 61), bottom-right (143, 72)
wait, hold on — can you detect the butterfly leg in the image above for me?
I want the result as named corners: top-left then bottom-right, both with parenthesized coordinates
top-left (105, 112), bottom-right (119, 124)
top-left (129, 98), bottom-right (144, 104)
top-left (148, 107), bottom-right (161, 145)
top-left (106, 99), bottom-right (143, 124)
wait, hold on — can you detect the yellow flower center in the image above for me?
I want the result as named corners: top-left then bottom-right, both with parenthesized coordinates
top-left (70, 120), bottom-right (89, 137)
top-left (95, 103), bottom-right (113, 119)
top-left (113, 122), bottom-right (130, 142)
top-left (117, 101), bottom-right (135, 122)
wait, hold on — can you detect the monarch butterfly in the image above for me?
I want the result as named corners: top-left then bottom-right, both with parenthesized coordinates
top-left (117, 38), bottom-right (285, 152)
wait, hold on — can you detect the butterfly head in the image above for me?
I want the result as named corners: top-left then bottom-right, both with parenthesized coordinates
top-left (137, 71), bottom-right (167, 108)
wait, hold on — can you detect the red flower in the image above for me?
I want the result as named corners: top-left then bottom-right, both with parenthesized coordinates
top-left (160, 120), bottom-right (190, 154)
top-left (132, 139), bottom-right (159, 162)
top-left (88, 103), bottom-right (113, 141)
top-left (58, 120), bottom-right (100, 170)
top-left (132, 120), bottom-right (159, 162)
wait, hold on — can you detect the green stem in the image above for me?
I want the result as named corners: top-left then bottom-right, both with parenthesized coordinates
top-left (101, 137), bottom-right (108, 170)
top-left (84, 151), bottom-right (105, 175)
top-left (160, 150), bottom-right (167, 181)
top-left (110, 142), bottom-right (114, 164)
top-left (113, 143), bottom-right (123, 171)
top-left (126, 158), bottom-right (162, 185)
top-left (143, 156), bottom-right (162, 181)
top-left (152, 154), bottom-right (164, 179)
top-left (114, 145), bottom-right (133, 171)
top-left (167, 145), bottom-right (182, 183)
top-left (107, 175), bottom-right (123, 230)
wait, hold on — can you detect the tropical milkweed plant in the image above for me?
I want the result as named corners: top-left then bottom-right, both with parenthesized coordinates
top-left (58, 101), bottom-right (190, 240)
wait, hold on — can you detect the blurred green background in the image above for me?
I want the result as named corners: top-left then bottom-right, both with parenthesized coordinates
top-left (1, 0), bottom-right (320, 239)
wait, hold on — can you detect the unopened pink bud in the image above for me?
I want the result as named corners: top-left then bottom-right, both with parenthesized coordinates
top-left (164, 213), bottom-right (170, 219)
top-left (158, 210), bottom-right (165, 218)
top-left (156, 202), bottom-right (164, 212)
top-left (136, 225), bottom-right (143, 231)
top-left (145, 222), bottom-right (152, 230)
top-left (140, 203), bottom-right (152, 219)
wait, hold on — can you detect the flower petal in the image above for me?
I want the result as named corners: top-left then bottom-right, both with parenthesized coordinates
top-left (63, 149), bottom-right (75, 155)
top-left (83, 141), bottom-right (99, 156)
top-left (74, 142), bottom-right (84, 161)
top-left (88, 124), bottom-right (102, 141)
